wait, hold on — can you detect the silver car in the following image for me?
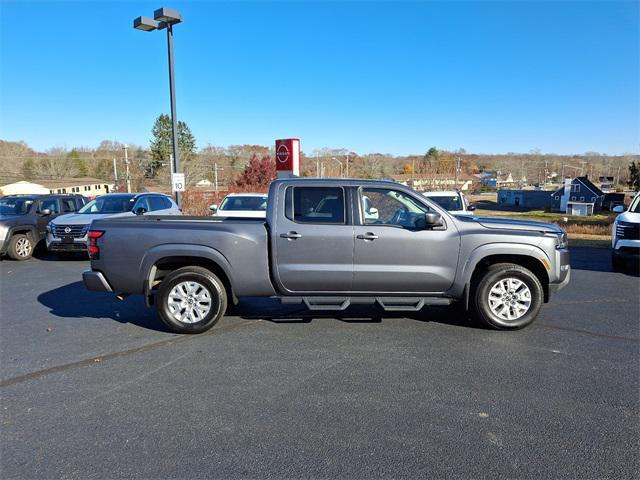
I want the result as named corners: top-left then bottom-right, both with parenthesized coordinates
top-left (46, 193), bottom-right (180, 254)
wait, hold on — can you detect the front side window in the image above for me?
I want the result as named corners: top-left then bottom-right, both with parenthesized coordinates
top-left (132, 197), bottom-right (151, 212)
top-left (39, 199), bottom-right (60, 214)
top-left (220, 195), bottom-right (268, 211)
top-left (289, 187), bottom-right (345, 224)
top-left (361, 188), bottom-right (428, 229)
top-left (78, 195), bottom-right (136, 214)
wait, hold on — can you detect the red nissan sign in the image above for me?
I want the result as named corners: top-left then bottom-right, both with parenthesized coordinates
top-left (275, 138), bottom-right (300, 177)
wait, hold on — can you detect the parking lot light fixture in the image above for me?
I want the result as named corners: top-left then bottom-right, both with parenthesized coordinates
top-left (153, 7), bottom-right (182, 24)
top-left (133, 16), bottom-right (159, 32)
top-left (132, 6), bottom-right (183, 208)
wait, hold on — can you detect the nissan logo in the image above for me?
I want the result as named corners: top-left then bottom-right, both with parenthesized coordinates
top-left (276, 144), bottom-right (289, 164)
top-left (64, 227), bottom-right (72, 234)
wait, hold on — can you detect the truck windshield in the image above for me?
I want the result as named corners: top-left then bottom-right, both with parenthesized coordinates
top-left (219, 196), bottom-right (267, 211)
top-left (426, 195), bottom-right (462, 211)
top-left (78, 195), bottom-right (136, 214)
top-left (0, 198), bottom-right (34, 215)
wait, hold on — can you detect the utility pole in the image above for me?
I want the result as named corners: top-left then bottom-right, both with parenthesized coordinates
top-left (316, 152), bottom-right (320, 177)
top-left (454, 156), bottom-right (461, 188)
top-left (345, 154), bottom-right (349, 178)
top-left (123, 144), bottom-right (131, 193)
top-left (213, 163), bottom-right (223, 194)
top-left (112, 158), bottom-right (119, 189)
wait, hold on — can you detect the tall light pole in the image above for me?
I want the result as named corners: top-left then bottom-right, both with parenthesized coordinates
top-left (133, 7), bottom-right (183, 207)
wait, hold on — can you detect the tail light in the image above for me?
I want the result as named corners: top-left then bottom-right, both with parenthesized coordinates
top-left (87, 230), bottom-right (104, 259)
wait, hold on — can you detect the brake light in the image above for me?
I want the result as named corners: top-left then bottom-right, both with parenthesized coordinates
top-left (88, 230), bottom-right (104, 259)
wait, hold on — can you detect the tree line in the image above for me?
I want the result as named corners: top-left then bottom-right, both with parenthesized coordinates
top-left (1, 115), bottom-right (638, 192)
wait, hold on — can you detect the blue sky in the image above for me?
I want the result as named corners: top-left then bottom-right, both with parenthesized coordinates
top-left (1, 1), bottom-right (638, 155)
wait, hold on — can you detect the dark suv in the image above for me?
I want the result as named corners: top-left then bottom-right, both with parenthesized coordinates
top-left (0, 194), bottom-right (87, 260)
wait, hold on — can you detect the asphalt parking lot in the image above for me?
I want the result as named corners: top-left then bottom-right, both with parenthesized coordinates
top-left (1, 247), bottom-right (638, 479)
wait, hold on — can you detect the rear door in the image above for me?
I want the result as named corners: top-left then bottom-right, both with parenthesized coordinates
top-left (272, 185), bottom-right (354, 293)
top-left (353, 187), bottom-right (460, 293)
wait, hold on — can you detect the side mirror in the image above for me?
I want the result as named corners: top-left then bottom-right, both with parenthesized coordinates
top-left (423, 212), bottom-right (443, 228)
top-left (612, 205), bottom-right (625, 213)
top-left (40, 208), bottom-right (52, 216)
top-left (209, 204), bottom-right (218, 213)
top-left (467, 205), bottom-right (476, 212)
top-left (134, 206), bottom-right (147, 215)
top-left (367, 207), bottom-right (379, 218)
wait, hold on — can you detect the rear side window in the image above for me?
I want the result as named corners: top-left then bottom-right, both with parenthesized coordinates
top-left (288, 187), bottom-right (345, 224)
top-left (61, 198), bottom-right (78, 212)
top-left (148, 196), bottom-right (168, 211)
top-left (39, 199), bottom-right (60, 214)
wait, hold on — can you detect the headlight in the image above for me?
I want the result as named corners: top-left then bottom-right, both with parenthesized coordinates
top-left (556, 232), bottom-right (568, 249)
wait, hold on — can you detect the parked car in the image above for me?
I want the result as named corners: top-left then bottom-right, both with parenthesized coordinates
top-left (611, 192), bottom-right (640, 271)
top-left (209, 193), bottom-right (268, 218)
top-left (46, 192), bottom-right (180, 254)
top-left (422, 190), bottom-right (475, 215)
top-left (0, 194), bottom-right (87, 260)
top-left (83, 179), bottom-right (570, 334)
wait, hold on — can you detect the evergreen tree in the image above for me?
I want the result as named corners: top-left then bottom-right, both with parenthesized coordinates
top-left (67, 149), bottom-right (88, 177)
top-left (148, 114), bottom-right (196, 177)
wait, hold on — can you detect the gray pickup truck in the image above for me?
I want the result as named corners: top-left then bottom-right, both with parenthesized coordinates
top-left (83, 179), bottom-right (570, 333)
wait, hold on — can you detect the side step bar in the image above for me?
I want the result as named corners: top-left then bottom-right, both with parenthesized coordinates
top-left (280, 296), bottom-right (452, 312)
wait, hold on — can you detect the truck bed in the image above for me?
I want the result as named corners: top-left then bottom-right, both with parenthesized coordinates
top-left (89, 215), bottom-right (275, 297)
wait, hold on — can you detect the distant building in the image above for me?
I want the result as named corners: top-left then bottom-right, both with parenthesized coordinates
top-left (550, 177), bottom-right (605, 216)
top-left (497, 189), bottom-right (553, 209)
top-left (474, 172), bottom-right (497, 188)
top-left (0, 178), bottom-right (113, 197)
top-left (0, 181), bottom-right (50, 196)
top-left (391, 174), bottom-right (475, 191)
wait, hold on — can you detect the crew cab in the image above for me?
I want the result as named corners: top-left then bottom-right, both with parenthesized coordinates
top-left (83, 179), bottom-right (571, 333)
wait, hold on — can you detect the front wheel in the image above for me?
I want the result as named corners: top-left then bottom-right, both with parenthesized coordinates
top-left (7, 234), bottom-right (34, 260)
top-left (472, 263), bottom-right (543, 330)
top-left (156, 266), bottom-right (227, 334)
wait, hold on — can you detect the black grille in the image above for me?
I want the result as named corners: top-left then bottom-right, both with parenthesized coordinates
top-left (52, 224), bottom-right (89, 238)
top-left (616, 222), bottom-right (640, 241)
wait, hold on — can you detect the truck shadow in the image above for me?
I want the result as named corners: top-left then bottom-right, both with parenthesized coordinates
top-left (37, 281), bottom-right (170, 332)
top-left (233, 298), bottom-right (483, 329)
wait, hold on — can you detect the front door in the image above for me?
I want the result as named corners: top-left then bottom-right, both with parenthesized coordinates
top-left (273, 185), bottom-right (354, 293)
top-left (353, 187), bottom-right (460, 293)
top-left (36, 198), bottom-right (61, 238)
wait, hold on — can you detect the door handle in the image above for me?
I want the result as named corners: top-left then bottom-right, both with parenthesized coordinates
top-left (280, 231), bottom-right (302, 240)
top-left (356, 232), bottom-right (379, 241)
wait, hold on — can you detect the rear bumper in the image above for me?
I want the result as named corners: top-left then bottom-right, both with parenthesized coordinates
top-left (82, 270), bottom-right (113, 292)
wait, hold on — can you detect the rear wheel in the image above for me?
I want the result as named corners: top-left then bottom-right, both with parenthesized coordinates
top-left (156, 266), bottom-right (227, 334)
top-left (7, 234), bottom-right (33, 261)
top-left (472, 263), bottom-right (543, 329)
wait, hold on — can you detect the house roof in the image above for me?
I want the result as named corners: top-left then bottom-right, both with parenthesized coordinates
top-left (35, 177), bottom-right (112, 189)
top-left (551, 176), bottom-right (604, 197)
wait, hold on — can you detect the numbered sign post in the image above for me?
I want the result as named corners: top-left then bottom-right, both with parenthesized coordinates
top-left (172, 173), bottom-right (185, 193)
top-left (275, 138), bottom-right (300, 178)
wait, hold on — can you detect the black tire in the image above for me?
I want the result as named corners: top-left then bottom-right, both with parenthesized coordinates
top-left (7, 234), bottom-right (34, 261)
top-left (611, 251), bottom-right (624, 272)
top-left (471, 263), bottom-right (544, 330)
top-left (156, 266), bottom-right (227, 334)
